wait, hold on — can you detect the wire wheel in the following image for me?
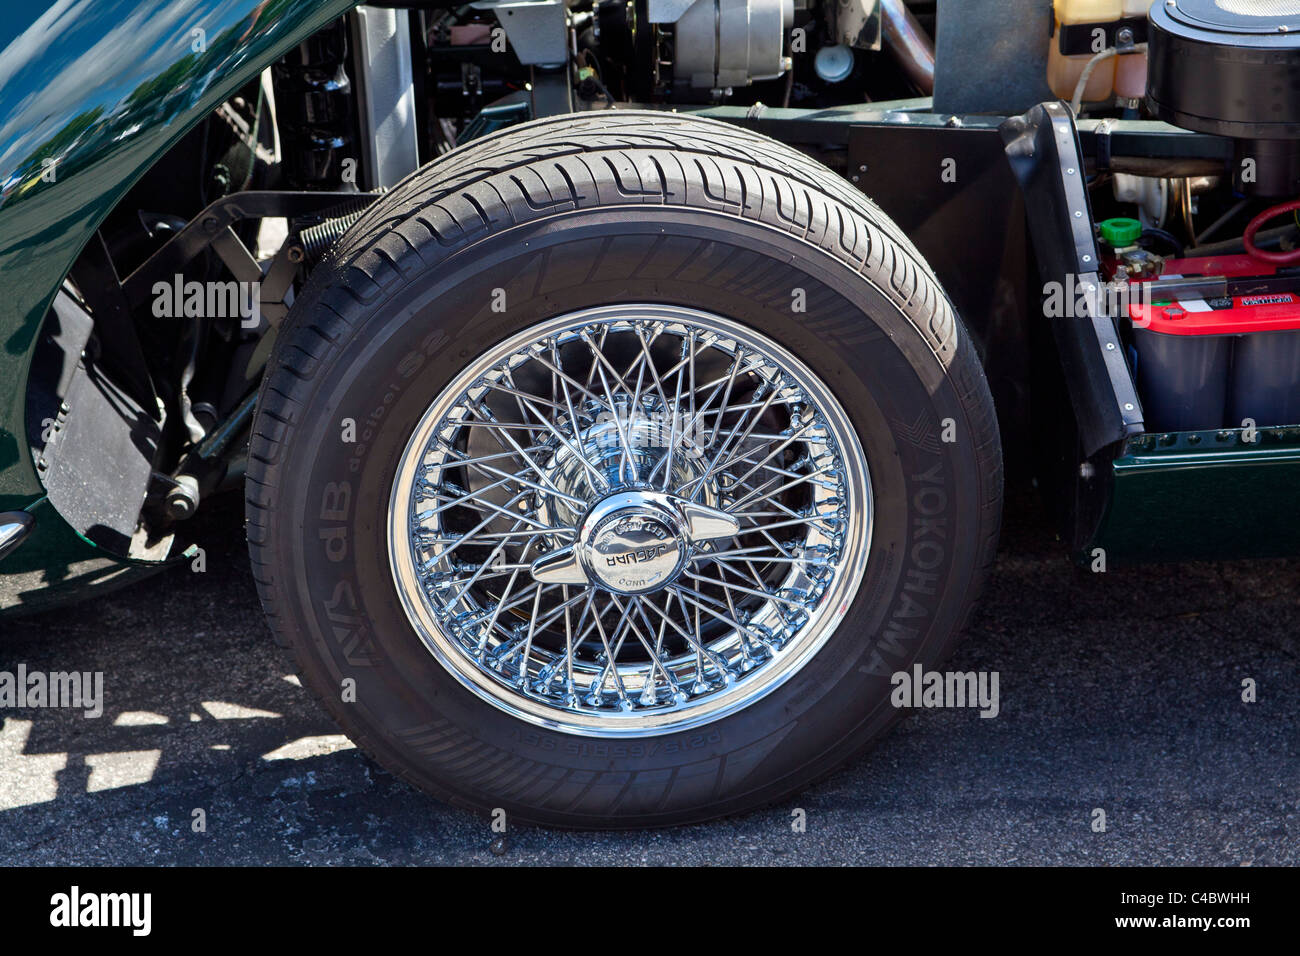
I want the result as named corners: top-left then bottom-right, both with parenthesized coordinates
top-left (388, 305), bottom-right (871, 736)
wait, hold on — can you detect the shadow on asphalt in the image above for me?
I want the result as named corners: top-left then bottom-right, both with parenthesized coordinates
top-left (1, 488), bottom-right (1296, 864)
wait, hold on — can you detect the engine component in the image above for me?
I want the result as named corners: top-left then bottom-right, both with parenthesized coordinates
top-left (1148, 0), bottom-right (1300, 139)
top-left (1243, 199), bottom-right (1300, 266)
top-left (1047, 0), bottom-right (1149, 104)
top-left (1148, 0), bottom-right (1300, 195)
top-left (814, 43), bottom-right (856, 83)
top-left (1114, 173), bottom-right (1171, 229)
top-left (271, 19), bottom-right (357, 188)
top-left (828, 0), bottom-right (882, 50)
top-left (1114, 173), bottom-right (1219, 243)
top-left (661, 0), bottom-right (794, 90)
top-left (1100, 217), bottom-right (1165, 277)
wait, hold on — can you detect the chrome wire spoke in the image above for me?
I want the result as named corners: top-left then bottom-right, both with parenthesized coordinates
top-left (679, 380), bottom-right (789, 501)
top-left (460, 400), bottom-right (572, 501)
top-left (531, 350), bottom-right (617, 416)
top-left (579, 329), bottom-right (641, 484)
top-left (681, 569), bottom-right (806, 610)
top-left (388, 305), bottom-right (871, 736)
top-left (506, 380), bottom-right (612, 496)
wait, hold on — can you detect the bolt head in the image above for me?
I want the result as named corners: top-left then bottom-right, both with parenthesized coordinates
top-left (166, 491), bottom-right (196, 520)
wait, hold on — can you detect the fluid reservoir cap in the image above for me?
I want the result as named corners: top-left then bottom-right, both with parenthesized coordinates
top-left (1100, 217), bottom-right (1143, 247)
top-left (814, 44), bottom-right (854, 85)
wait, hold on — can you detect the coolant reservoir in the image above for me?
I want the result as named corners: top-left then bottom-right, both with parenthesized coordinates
top-left (1048, 0), bottom-right (1121, 102)
top-left (1114, 0), bottom-right (1151, 101)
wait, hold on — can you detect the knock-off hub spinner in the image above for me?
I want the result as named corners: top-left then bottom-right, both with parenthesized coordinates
top-left (530, 490), bottom-right (740, 594)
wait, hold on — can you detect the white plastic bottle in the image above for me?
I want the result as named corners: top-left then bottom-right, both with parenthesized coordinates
top-left (1047, 0), bottom-right (1122, 103)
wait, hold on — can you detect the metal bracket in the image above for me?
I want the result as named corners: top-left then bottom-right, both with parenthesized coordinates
top-left (257, 238), bottom-right (306, 327)
top-left (121, 191), bottom-right (378, 309)
top-left (70, 233), bottom-right (160, 417)
top-left (832, 0), bottom-right (883, 52)
top-left (1092, 117), bottom-right (1114, 174)
top-left (1001, 101), bottom-right (1144, 457)
top-left (1057, 16), bottom-right (1148, 56)
top-left (471, 0), bottom-right (570, 66)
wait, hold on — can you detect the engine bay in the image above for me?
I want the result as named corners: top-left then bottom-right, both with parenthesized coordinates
top-left (16, 0), bottom-right (1300, 569)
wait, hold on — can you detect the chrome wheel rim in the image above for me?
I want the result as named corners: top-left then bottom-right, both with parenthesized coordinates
top-left (388, 305), bottom-right (872, 736)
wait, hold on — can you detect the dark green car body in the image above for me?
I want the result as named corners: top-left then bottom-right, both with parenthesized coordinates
top-left (0, 0), bottom-right (355, 613)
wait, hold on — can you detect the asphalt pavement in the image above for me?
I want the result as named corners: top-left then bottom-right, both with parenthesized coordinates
top-left (1, 488), bottom-right (1296, 865)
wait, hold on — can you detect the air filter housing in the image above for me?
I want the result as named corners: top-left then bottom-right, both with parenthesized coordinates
top-left (1149, 0), bottom-right (1300, 194)
top-left (1147, 0), bottom-right (1300, 139)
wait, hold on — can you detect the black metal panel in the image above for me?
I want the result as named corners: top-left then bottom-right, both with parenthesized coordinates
top-left (69, 234), bottom-right (160, 418)
top-left (1000, 101), bottom-right (1144, 458)
top-left (846, 121), bottom-right (1032, 457)
top-left (693, 105), bottom-right (1234, 166)
top-left (932, 0), bottom-right (1052, 116)
top-left (39, 331), bottom-right (164, 558)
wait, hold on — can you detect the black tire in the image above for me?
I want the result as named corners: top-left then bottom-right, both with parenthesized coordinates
top-left (245, 111), bottom-right (1002, 828)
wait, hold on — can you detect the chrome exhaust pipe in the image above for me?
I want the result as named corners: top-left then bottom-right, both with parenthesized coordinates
top-left (881, 0), bottom-right (935, 95)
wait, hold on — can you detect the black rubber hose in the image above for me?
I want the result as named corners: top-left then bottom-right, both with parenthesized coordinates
top-left (1138, 227), bottom-right (1184, 258)
top-left (1185, 224), bottom-right (1300, 259)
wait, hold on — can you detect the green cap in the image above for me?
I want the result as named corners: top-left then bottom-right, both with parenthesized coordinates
top-left (1099, 217), bottom-right (1143, 247)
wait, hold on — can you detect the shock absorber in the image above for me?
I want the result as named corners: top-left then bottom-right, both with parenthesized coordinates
top-left (271, 18), bottom-right (358, 188)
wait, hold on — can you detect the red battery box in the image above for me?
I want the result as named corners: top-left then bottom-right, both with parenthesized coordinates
top-left (1127, 255), bottom-right (1300, 432)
